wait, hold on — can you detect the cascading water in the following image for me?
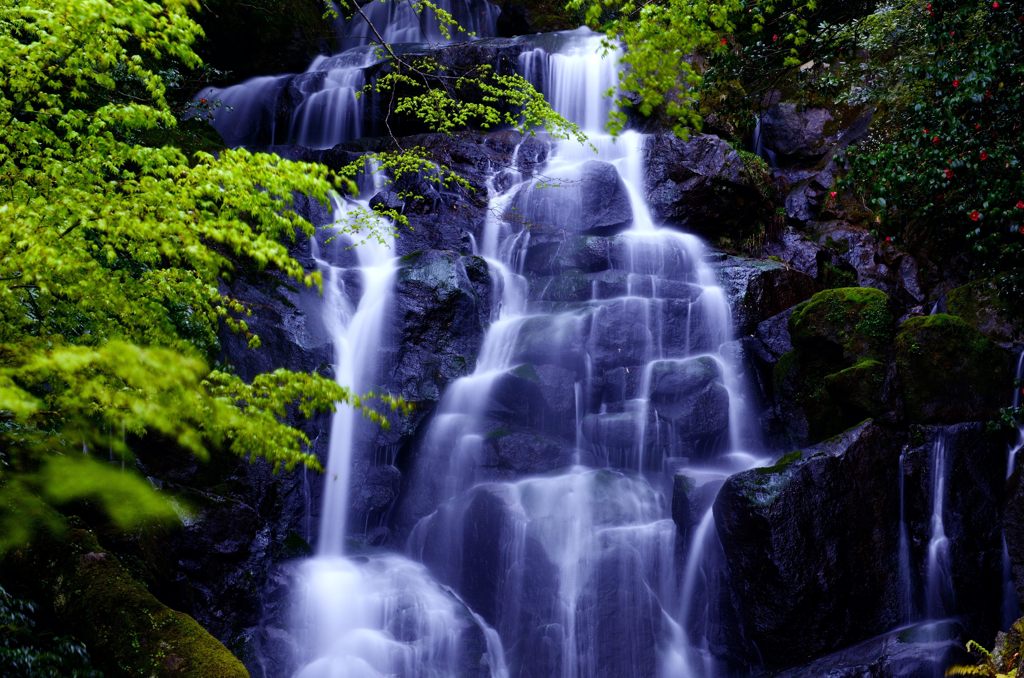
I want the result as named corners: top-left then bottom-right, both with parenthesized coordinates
top-left (399, 29), bottom-right (765, 677)
top-left (925, 434), bottom-right (953, 623)
top-left (1003, 349), bottom-right (1024, 627)
top-left (206, 6), bottom-right (771, 674)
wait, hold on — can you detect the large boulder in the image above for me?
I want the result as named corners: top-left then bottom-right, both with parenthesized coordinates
top-left (714, 257), bottom-right (817, 335)
top-left (8, 529), bottom-right (248, 678)
top-left (759, 103), bottom-right (835, 165)
top-left (507, 160), bottom-right (634, 236)
top-left (715, 422), bottom-right (904, 667)
top-left (643, 133), bottom-right (773, 245)
top-left (716, 421), bottom-right (1006, 670)
top-left (770, 287), bottom-right (895, 443)
top-left (895, 314), bottom-right (1011, 423)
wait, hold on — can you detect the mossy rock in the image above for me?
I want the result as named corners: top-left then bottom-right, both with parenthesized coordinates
top-left (824, 358), bottom-right (888, 418)
top-left (947, 278), bottom-right (1024, 344)
top-left (17, 529), bottom-right (248, 678)
top-left (895, 313), bottom-right (1011, 423)
top-left (789, 286), bottom-right (894, 362)
top-left (775, 350), bottom-right (884, 442)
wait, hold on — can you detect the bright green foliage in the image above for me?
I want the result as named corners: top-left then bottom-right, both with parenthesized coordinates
top-left (367, 59), bottom-right (586, 142)
top-left (565, 0), bottom-right (820, 136)
top-left (0, 0), bottom-right (399, 549)
top-left (833, 0), bottom-right (1024, 298)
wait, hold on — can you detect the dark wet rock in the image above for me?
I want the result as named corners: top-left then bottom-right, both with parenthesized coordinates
top-left (755, 309), bottom-right (795, 360)
top-left (815, 221), bottom-right (926, 306)
top-left (717, 421), bottom-right (1005, 669)
top-left (715, 422), bottom-right (906, 667)
top-left (481, 428), bottom-right (575, 476)
top-left (762, 228), bottom-right (822, 279)
top-left (646, 357), bottom-right (731, 459)
top-left (760, 103), bottom-right (835, 165)
top-left (523, 234), bottom-right (612, 276)
top-left (486, 364), bottom-right (577, 439)
top-left (391, 250), bottom-right (493, 405)
top-left (643, 133), bottom-right (773, 244)
top-left (895, 314), bottom-right (1011, 424)
top-left (507, 160), bottom-right (634, 236)
top-left (671, 474), bottom-right (697, 545)
top-left (714, 257), bottom-right (818, 335)
top-left (770, 623), bottom-right (966, 678)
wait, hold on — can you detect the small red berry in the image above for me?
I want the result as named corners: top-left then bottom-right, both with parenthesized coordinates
top-left (772, 34), bottom-right (779, 42)
top-left (969, 210), bottom-right (981, 221)
top-left (932, 136), bottom-right (940, 145)
top-left (1016, 200), bottom-right (1024, 209)
top-left (993, 1), bottom-right (1000, 8)
top-left (952, 79), bottom-right (960, 88)
top-left (980, 151), bottom-right (988, 161)
top-left (944, 168), bottom-right (954, 179)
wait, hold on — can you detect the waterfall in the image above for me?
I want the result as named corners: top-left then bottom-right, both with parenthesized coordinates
top-left (397, 30), bottom-right (765, 677)
top-left (1003, 349), bottom-right (1024, 627)
top-left (206, 9), bottom-right (771, 675)
top-left (924, 433), bottom-right (953, 622)
top-left (898, 450), bottom-right (915, 621)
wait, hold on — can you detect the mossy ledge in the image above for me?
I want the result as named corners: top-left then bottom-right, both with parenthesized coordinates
top-left (9, 529), bottom-right (248, 678)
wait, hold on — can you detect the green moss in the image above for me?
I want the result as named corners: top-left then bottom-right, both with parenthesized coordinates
top-left (818, 261), bottom-right (858, 290)
top-left (790, 286), bottom-right (894, 362)
top-left (824, 358), bottom-right (887, 416)
top-left (895, 313), bottom-right (1010, 423)
top-left (947, 278), bottom-right (1024, 343)
top-left (755, 450), bottom-right (804, 475)
top-left (23, 530), bottom-right (248, 678)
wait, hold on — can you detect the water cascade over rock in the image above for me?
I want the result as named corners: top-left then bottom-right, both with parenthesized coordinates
top-left (195, 2), bottom-right (1019, 676)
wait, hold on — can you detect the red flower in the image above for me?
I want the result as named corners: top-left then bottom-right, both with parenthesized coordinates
top-left (952, 79), bottom-right (960, 88)
top-left (772, 34), bottom-right (779, 42)
top-left (932, 136), bottom-right (940, 145)
top-left (975, 123), bottom-right (982, 130)
top-left (829, 191), bottom-right (837, 199)
top-left (884, 236), bottom-right (892, 243)
top-left (923, 128), bottom-right (929, 134)
top-left (1016, 200), bottom-right (1024, 209)
top-left (993, 1), bottom-right (1000, 8)
top-left (944, 168), bottom-right (954, 179)
top-left (199, 98), bottom-right (207, 104)
top-left (980, 151), bottom-right (989, 161)
top-left (1019, 225), bottom-right (1024, 234)
top-left (720, 37), bottom-right (728, 46)
top-left (969, 210), bottom-right (981, 221)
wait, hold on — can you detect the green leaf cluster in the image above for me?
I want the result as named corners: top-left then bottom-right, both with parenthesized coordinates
top-left (0, 0), bottom-right (397, 549)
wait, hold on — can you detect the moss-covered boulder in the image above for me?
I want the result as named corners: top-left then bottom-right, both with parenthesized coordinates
top-left (895, 313), bottom-right (1011, 423)
top-left (11, 529), bottom-right (248, 678)
top-left (11, 532), bottom-right (246, 678)
top-left (947, 278), bottom-right (1024, 345)
top-left (772, 287), bottom-right (895, 443)
top-left (789, 286), bottom-right (893, 362)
